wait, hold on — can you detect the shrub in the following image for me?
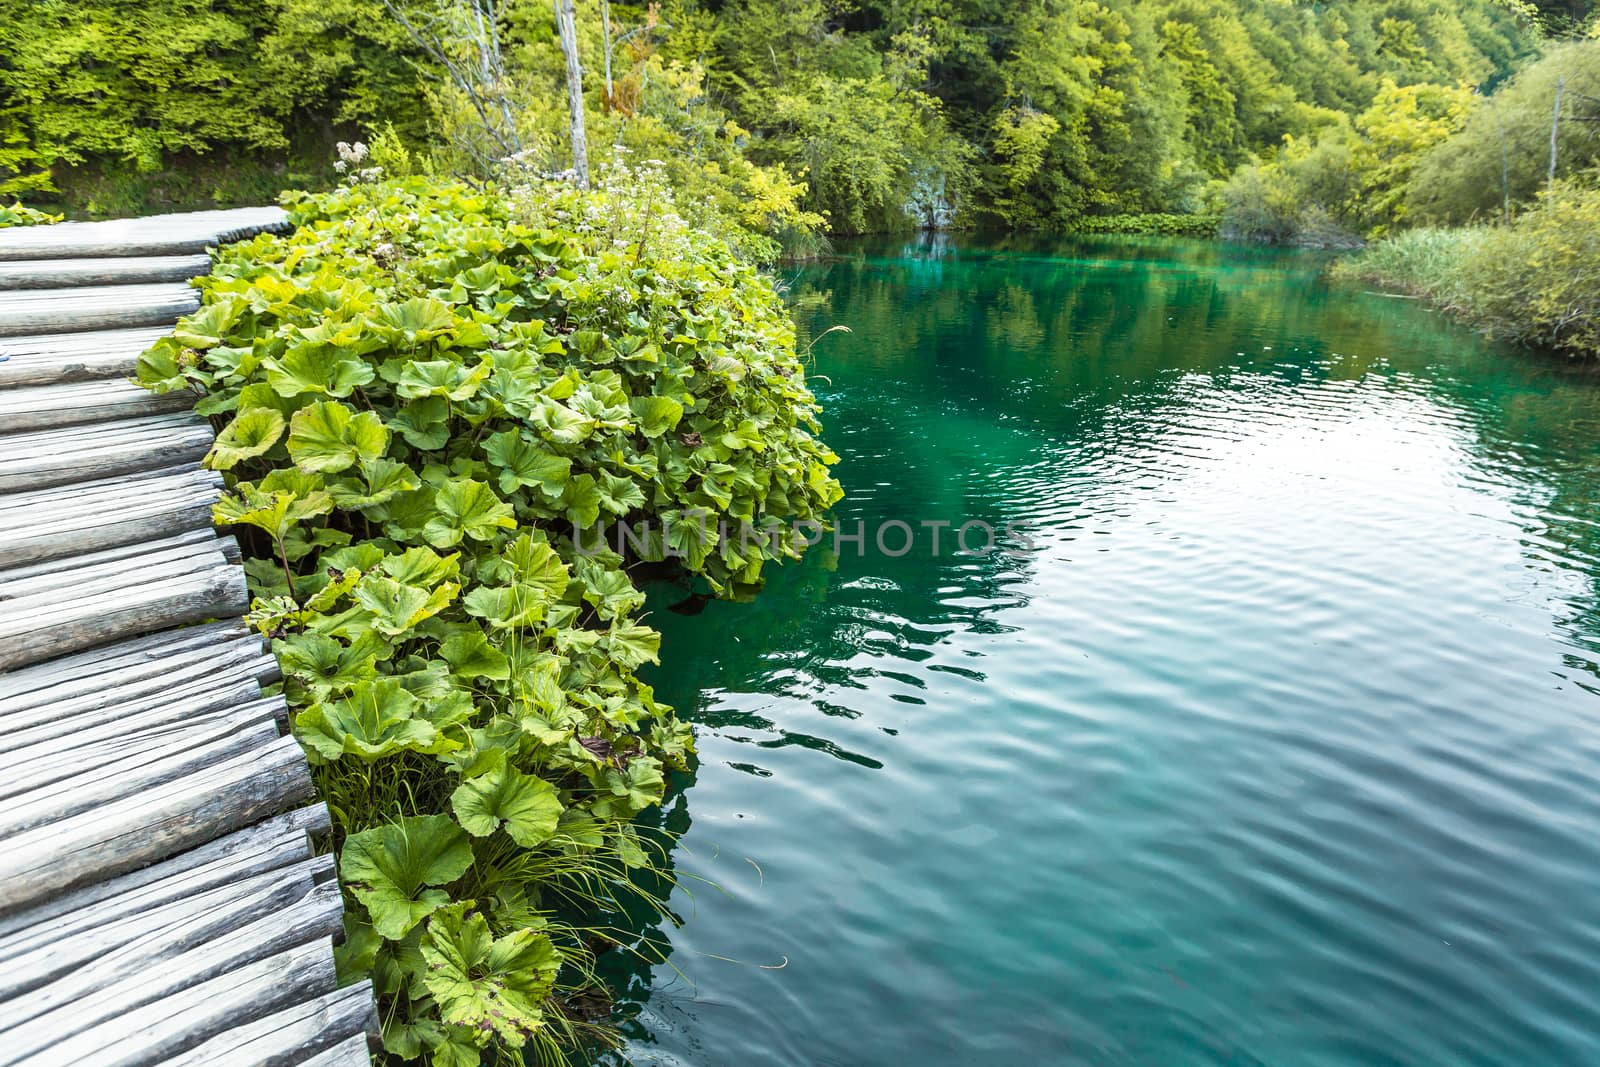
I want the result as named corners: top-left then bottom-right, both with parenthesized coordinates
top-left (1219, 134), bottom-right (1365, 247)
top-left (1336, 177), bottom-right (1600, 357)
top-left (1073, 213), bottom-right (1221, 238)
top-left (137, 172), bottom-right (842, 1063)
top-left (1408, 40), bottom-right (1600, 225)
top-left (0, 201), bottom-right (60, 226)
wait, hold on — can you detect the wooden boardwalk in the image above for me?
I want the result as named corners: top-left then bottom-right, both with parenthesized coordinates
top-left (0, 209), bottom-right (377, 1066)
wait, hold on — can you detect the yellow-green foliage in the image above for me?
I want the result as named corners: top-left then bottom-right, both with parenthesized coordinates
top-left (989, 108), bottom-right (1062, 228)
top-left (136, 173), bottom-right (841, 1063)
top-left (0, 201), bottom-right (60, 226)
top-left (1354, 80), bottom-right (1476, 234)
top-left (1409, 39), bottom-right (1600, 224)
top-left (417, 7), bottom-right (825, 259)
top-left (1337, 177), bottom-right (1600, 357)
top-left (0, 0), bottom-right (427, 201)
top-left (1220, 79), bottom-right (1474, 243)
top-left (702, 0), bottom-right (1534, 232)
top-left (0, 0), bottom-right (1545, 230)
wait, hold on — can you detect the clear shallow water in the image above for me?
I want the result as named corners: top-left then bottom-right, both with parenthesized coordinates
top-left (611, 235), bottom-right (1600, 1066)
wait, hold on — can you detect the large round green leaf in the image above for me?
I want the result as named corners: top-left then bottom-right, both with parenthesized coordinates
top-left (339, 814), bottom-right (475, 940)
top-left (205, 407), bottom-right (284, 470)
top-left (293, 677), bottom-right (439, 762)
top-left (420, 903), bottom-right (560, 1047)
top-left (450, 766), bottom-right (563, 847)
top-left (287, 400), bottom-right (389, 474)
top-left (421, 479), bottom-right (517, 548)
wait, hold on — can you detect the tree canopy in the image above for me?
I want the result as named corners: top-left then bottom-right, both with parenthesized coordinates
top-left (0, 0), bottom-right (1578, 232)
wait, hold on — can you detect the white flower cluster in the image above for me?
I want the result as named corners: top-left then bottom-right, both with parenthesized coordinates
top-left (332, 141), bottom-right (383, 184)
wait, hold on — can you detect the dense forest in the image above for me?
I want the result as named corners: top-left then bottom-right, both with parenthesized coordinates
top-left (0, 0), bottom-right (1589, 238)
top-left (13, 3), bottom-right (1600, 1065)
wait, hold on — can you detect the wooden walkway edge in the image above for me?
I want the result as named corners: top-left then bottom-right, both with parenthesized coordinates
top-left (0, 209), bottom-right (378, 1067)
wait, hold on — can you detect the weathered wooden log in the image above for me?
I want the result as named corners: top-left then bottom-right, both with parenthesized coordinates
top-left (0, 376), bottom-right (192, 433)
top-left (3, 923), bottom-right (340, 1066)
top-left (0, 709), bottom-right (283, 834)
top-left (0, 464), bottom-right (218, 526)
top-left (0, 619), bottom-right (273, 712)
top-left (0, 555), bottom-right (247, 671)
top-left (0, 529), bottom-right (241, 592)
top-left (0, 669), bottom-right (271, 752)
top-left (0, 412), bottom-right (214, 492)
top-left (0, 804), bottom-right (328, 941)
top-left (0, 689), bottom-right (279, 793)
top-left (0, 465), bottom-right (221, 568)
top-left (0, 855), bottom-right (331, 1007)
top-left (0, 733), bottom-right (315, 912)
top-left (0, 255), bottom-right (211, 291)
top-left (292, 1032), bottom-right (376, 1067)
top-left (0, 283), bottom-right (200, 337)
top-left (0, 529), bottom-right (234, 599)
top-left (0, 326), bottom-right (170, 387)
top-left (0, 207), bottom-right (289, 262)
top-left (150, 980), bottom-right (377, 1067)
top-left (0, 649), bottom-right (274, 738)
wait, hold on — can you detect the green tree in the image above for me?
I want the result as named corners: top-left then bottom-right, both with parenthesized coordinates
top-left (1409, 38), bottom-right (1600, 223)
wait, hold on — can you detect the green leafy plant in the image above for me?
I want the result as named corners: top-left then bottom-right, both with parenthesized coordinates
top-left (1336, 174), bottom-right (1600, 358)
top-left (138, 172), bottom-right (841, 1064)
top-left (0, 201), bottom-right (59, 227)
top-left (1073, 213), bottom-right (1221, 238)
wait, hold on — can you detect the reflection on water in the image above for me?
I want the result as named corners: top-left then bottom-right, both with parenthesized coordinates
top-left (605, 235), bottom-right (1600, 1066)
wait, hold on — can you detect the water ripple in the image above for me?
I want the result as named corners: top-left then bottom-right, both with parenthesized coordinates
top-left (620, 236), bottom-right (1600, 1067)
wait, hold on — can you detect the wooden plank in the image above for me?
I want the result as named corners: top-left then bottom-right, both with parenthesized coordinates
top-left (0, 529), bottom-right (240, 589)
top-left (0, 463), bottom-right (219, 524)
top-left (0, 554), bottom-right (247, 671)
top-left (0, 854), bottom-right (331, 1007)
top-left (0, 562), bottom-right (248, 670)
top-left (0, 804), bottom-right (329, 941)
top-left (0, 206), bottom-right (289, 261)
top-left (0, 707), bottom-right (283, 833)
top-left (0, 376), bottom-right (192, 432)
top-left (0, 283), bottom-right (200, 337)
top-left (0, 326), bottom-right (170, 387)
top-left (152, 981), bottom-right (378, 1067)
top-left (0, 619), bottom-right (274, 711)
top-left (0, 465), bottom-right (220, 567)
top-left (0, 529), bottom-right (233, 599)
top-left (0, 411), bottom-right (213, 492)
top-left (0, 688), bottom-right (280, 788)
top-left (0, 732), bottom-right (315, 911)
top-left (0, 655), bottom-right (272, 744)
top-left (2, 910), bottom-right (341, 1066)
top-left (295, 1033), bottom-right (375, 1067)
top-left (0, 255), bottom-right (211, 290)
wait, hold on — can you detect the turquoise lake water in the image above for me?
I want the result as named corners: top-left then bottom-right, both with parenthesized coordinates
top-left (613, 235), bottom-right (1600, 1065)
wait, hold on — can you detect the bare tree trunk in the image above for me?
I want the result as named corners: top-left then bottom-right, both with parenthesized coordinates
top-left (1550, 75), bottom-right (1565, 195)
top-left (382, 0), bottom-right (520, 170)
top-left (602, 0), bottom-right (614, 109)
top-left (1491, 99), bottom-right (1510, 225)
top-left (555, 0), bottom-right (590, 189)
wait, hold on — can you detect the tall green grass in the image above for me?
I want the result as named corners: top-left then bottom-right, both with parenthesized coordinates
top-left (1334, 179), bottom-right (1600, 358)
top-left (1332, 227), bottom-right (1485, 309)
